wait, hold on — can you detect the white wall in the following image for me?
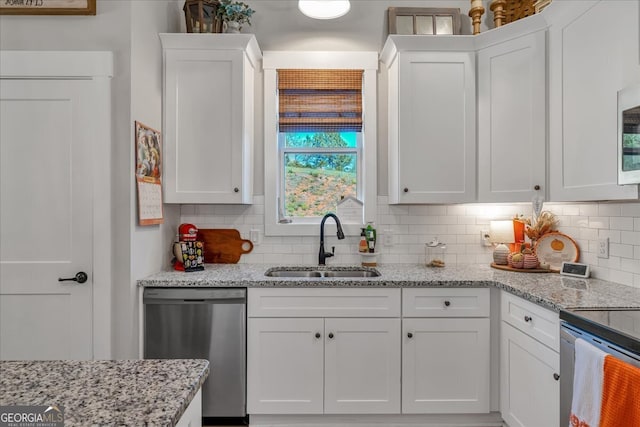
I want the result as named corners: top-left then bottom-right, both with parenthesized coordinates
top-left (128, 1), bottom-right (183, 359)
top-left (0, 0), bottom-right (183, 359)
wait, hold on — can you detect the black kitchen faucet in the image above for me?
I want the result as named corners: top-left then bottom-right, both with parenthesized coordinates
top-left (318, 213), bottom-right (345, 265)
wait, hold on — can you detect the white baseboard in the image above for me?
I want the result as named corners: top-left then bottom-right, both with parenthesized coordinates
top-left (249, 412), bottom-right (504, 427)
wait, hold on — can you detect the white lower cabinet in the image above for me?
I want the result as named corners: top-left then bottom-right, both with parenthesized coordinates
top-left (402, 318), bottom-right (490, 414)
top-left (247, 317), bottom-right (400, 414)
top-left (500, 292), bottom-right (559, 427)
top-left (324, 318), bottom-right (401, 414)
top-left (247, 318), bottom-right (324, 414)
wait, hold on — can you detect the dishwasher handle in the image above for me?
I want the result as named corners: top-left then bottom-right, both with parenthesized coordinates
top-left (143, 287), bottom-right (246, 304)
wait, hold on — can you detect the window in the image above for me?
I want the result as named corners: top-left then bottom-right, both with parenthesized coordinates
top-left (278, 69), bottom-right (362, 221)
top-left (263, 52), bottom-right (378, 236)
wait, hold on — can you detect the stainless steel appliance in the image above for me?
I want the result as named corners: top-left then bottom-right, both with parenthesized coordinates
top-left (144, 287), bottom-right (246, 421)
top-left (559, 308), bottom-right (640, 426)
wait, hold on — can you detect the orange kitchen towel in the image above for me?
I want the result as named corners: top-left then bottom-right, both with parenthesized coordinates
top-left (570, 338), bottom-right (606, 427)
top-left (599, 354), bottom-right (640, 427)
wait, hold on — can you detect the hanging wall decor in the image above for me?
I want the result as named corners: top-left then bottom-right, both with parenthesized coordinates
top-left (0, 0), bottom-right (96, 15)
top-left (135, 121), bottom-right (164, 226)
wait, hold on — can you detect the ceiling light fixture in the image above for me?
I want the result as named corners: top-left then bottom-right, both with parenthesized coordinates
top-left (298, 0), bottom-right (351, 19)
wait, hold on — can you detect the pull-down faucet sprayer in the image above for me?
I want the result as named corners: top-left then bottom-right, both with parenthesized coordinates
top-left (319, 213), bottom-right (345, 265)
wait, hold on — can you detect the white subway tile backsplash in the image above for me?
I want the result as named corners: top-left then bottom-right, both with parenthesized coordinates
top-left (610, 243), bottom-right (634, 259)
top-left (588, 217), bottom-right (609, 229)
top-left (180, 200), bottom-right (640, 289)
top-left (598, 204), bottom-right (622, 217)
top-left (610, 217), bottom-right (635, 231)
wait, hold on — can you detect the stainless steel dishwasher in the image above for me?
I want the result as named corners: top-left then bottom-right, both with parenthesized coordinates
top-left (144, 287), bottom-right (246, 422)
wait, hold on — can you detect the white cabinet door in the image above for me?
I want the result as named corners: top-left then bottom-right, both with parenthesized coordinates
top-left (478, 30), bottom-right (546, 203)
top-left (389, 51), bottom-right (476, 204)
top-left (324, 318), bottom-right (401, 414)
top-left (161, 34), bottom-right (257, 204)
top-left (402, 318), bottom-right (490, 414)
top-left (500, 322), bottom-right (560, 427)
top-left (247, 318), bottom-right (324, 414)
top-left (548, 1), bottom-right (640, 201)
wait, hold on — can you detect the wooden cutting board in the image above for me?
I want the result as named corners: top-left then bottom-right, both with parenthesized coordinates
top-left (197, 229), bottom-right (254, 264)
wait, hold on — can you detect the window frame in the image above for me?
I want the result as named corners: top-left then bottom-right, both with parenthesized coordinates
top-left (263, 51), bottom-right (378, 236)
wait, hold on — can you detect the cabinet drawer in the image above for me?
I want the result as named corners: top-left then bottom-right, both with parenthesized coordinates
top-left (501, 291), bottom-right (559, 352)
top-left (248, 288), bottom-right (401, 318)
top-left (402, 288), bottom-right (490, 318)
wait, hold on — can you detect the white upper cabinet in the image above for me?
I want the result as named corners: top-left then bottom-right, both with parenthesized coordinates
top-left (477, 28), bottom-right (546, 202)
top-left (160, 34), bottom-right (260, 204)
top-left (547, 1), bottom-right (640, 201)
top-left (382, 37), bottom-right (477, 204)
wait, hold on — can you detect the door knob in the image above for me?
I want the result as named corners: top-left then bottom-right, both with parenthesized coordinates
top-left (553, 373), bottom-right (560, 381)
top-left (444, 300), bottom-right (451, 307)
top-left (328, 332), bottom-right (334, 339)
top-left (315, 332), bottom-right (321, 339)
top-left (407, 332), bottom-right (413, 338)
top-left (58, 272), bottom-right (88, 284)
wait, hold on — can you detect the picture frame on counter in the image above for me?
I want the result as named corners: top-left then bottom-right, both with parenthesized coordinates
top-left (388, 7), bottom-right (461, 35)
top-left (0, 0), bottom-right (96, 15)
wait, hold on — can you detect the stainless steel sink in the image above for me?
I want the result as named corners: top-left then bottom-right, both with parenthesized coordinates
top-left (265, 270), bottom-right (323, 278)
top-left (264, 268), bottom-right (380, 278)
top-left (323, 270), bottom-right (380, 278)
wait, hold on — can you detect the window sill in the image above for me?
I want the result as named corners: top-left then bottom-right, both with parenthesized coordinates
top-left (265, 222), bottom-right (364, 237)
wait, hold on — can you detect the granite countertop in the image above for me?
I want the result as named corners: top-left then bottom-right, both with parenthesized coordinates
top-left (0, 359), bottom-right (209, 427)
top-left (138, 263), bottom-right (640, 312)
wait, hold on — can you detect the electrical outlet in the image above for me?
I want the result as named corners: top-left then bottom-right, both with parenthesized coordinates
top-left (250, 229), bottom-right (261, 245)
top-left (597, 237), bottom-right (609, 259)
top-left (384, 230), bottom-right (393, 246)
top-left (481, 229), bottom-right (492, 247)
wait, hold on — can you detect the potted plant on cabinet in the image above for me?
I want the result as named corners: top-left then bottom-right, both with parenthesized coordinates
top-left (217, 0), bottom-right (255, 33)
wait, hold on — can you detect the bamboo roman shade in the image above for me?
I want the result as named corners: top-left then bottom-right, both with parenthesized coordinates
top-left (278, 69), bottom-right (363, 132)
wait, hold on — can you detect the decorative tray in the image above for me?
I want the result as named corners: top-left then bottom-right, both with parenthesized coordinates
top-left (490, 263), bottom-right (553, 273)
top-left (534, 232), bottom-right (580, 272)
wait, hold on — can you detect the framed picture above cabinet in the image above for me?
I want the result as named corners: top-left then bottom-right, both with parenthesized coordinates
top-left (0, 0), bottom-right (96, 15)
top-left (388, 7), bottom-right (460, 35)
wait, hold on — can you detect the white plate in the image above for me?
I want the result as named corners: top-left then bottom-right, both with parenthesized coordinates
top-left (534, 232), bottom-right (579, 272)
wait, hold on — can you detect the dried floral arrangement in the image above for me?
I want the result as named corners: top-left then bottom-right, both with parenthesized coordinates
top-left (515, 211), bottom-right (559, 241)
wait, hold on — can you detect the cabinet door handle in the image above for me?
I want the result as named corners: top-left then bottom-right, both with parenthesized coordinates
top-left (233, 187), bottom-right (239, 193)
top-left (553, 373), bottom-right (560, 381)
top-left (403, 187), bottom-right (409, 193)
top-left (444, 300), bottom-right (451, 307)
top-left (407, 332), bottom-right (413, 338)
top-left (315, 332), bottom-right (321, 339)
top-left (328, 332), bottom-right (334, 339)
top-left (524, 315), bottom-right (533, 322)
top-left (534, 185), bottom-right (541, 191)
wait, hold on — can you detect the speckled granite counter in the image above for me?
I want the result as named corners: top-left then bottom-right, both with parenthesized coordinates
top-left (138, 264), bottom-right (640, 312)
top-left (0, 359), bottom-right (209, 427)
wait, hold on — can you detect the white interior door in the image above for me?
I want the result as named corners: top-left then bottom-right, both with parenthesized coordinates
top-left (0, 79), bottom-right (94, 360)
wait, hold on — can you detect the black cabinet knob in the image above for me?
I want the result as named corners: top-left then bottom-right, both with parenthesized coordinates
top-left (444, 300), bottom-right (451, 307)
top-left (315, 332), bottom-right (321, 339)
top-left (407, 332), bottom-right (413, 338)
top-left (233, 187), bottom-right (239, 193)
top-left (403, 188), bottom-right (409, 193)
top-left (328, 332), bottom-right (334, 339)
top-left (553, 373), bottom-right (560, 381)
top-left (524, 315), bottom-right (533, 322)
top-left (58, 271), bottom-right (88, 284)
top-left (534, 185), bottom-right (541, 191)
